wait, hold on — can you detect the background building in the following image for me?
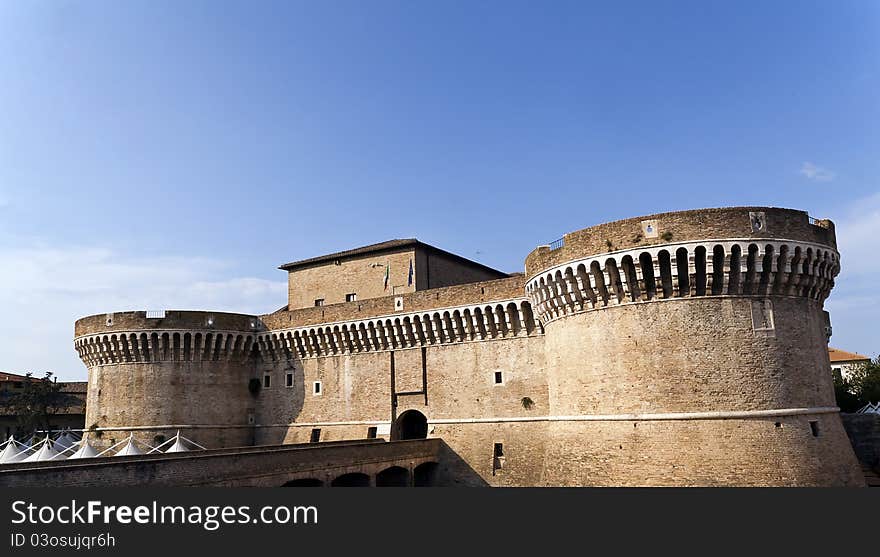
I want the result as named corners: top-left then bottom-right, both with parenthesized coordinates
top-left (0, 371), bottom-right (86, 441)
top-left (829, 347), bottom-right (871, 380)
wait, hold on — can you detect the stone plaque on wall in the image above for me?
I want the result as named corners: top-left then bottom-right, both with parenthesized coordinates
top-left (749, 211), bottom-right (767, 233)
top-left (751, 299), bottom-right (775, 337)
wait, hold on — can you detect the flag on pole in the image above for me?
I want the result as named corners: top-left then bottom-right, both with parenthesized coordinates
top-left (407, 259), bottom-right (413, 287)
top-left (384, 263), bottom-right (390, 291)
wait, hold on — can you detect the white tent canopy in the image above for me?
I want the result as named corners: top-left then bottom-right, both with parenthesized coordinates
top-left (149, 431), bottom-right (207, 454)
top-left (96, 434), bottom-right (153, 457)
top-left (115, 437), bottom-right (144, 456)
top-left (67, 439), bottom-right (99, 459)
top-left (53, 430), bottom-right (79, 451)
top-left (23, 437), bottom-right (60, 462)
top-left (0, 439), bottom-right (29, 464)
top-left (165, 437), bottom-right (190, 453)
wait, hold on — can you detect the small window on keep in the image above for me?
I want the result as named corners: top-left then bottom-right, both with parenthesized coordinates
top-left (286, 373), bottom-right (293, 387)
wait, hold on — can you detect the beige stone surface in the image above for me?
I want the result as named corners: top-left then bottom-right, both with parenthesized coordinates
top-left (72, 206), bottom-right (864, 486)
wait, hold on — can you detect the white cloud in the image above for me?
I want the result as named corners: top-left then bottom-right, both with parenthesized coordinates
top-left (824, 191), bottom-right (880, 358)
top-left (832, 191), bottom-right (880, 277)
top-left (799, 161), bottom-right (835, 181)
top-left (0, 239), bottom-right (286, 380)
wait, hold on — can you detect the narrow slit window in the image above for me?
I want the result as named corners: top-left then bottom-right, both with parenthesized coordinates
top-left (313, 381), bottom-right (322, 395)
top-left (310, 428), bottom-right (321, 443)
top-left (263, 374), bottom-right (271, 388)
top-left (286, 373), bottom-right (293, 387)
top-left (494, 443), bottom-right (504, 458)
top-left (494, 371), bottom-right (503, 384)
top-left (809, 421), bottom-right (819, 437)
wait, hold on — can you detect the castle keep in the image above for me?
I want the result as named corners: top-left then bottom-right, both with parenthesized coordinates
top-left (73, 207), bottom-right (865, 486)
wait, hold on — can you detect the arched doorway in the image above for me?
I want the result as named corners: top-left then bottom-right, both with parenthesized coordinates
top-left (414, 462), bottom-right (439, 487)
top-left (376, 466), bottom-right (410, 487)
top-left (392, 410), bottom-right (428, 440)
top-left (330, 473), bottom-right (371, 487)
top-left (283, 478), bottom-right (323, 487)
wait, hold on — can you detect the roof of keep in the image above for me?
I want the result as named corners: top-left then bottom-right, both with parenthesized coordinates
top-left (279, 238), bottom-right (508, 277)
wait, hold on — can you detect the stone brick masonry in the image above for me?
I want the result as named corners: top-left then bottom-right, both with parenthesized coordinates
top-left (73, 206), bottom-right (865, 486)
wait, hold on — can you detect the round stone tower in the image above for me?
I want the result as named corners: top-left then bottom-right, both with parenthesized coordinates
top-left (525, 207), bottom-right (864, 486)
top-left (74, 310), bottom-right (263, 449)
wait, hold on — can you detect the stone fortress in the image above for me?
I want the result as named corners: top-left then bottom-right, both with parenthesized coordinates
top-left (73, 207), bottom-right (865, 486)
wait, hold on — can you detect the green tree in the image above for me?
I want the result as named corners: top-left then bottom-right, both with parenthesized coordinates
top-left (833, 369), bottom-right (862, 413)
top-left (0, 372), bottom-right (77, 437)
top-left (848, 355), bottom-right (880, 408)
top-left (834, 355), bottom-right (880, 412)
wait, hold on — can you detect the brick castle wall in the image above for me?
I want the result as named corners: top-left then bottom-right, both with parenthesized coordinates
top-left (73, 206), bottom-right (864, 486)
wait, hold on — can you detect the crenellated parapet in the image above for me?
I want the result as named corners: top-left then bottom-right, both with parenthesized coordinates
top-left (254, 299), bottom-right (540, 361)
top-left (75, 302), bottom-right (542, 366)
top-left (526, 238), bottom-right (838, 325)
top-left (75, 330), bottom-right (262, 367)
top-left (74, 311), bottom-right (265, 368)
top-left (526, 206), bottom-right (835, 276)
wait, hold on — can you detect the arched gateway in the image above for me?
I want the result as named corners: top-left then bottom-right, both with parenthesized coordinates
top-left (392, 410), bottom-right (428, 440)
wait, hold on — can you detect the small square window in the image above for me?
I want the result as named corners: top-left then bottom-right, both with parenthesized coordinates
top-left (367, 426), bottom-right (377, 439)
top-left (494, 371), bottom-right (503, 384)
top-left (313, 381), bottom-right (322, 395)
top-left (310, 428), bottom-right (321, 443)
top-left (346, 293), bottom-right (357, 302)
top-left (263, 375), bottom-right (271, 388)
top-left (314, 299), bottom-right (324, 307)
top-left (286, 373), bottom-right (293, 387)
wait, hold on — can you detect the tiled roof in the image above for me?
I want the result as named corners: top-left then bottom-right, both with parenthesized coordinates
top-left (828, 347), bottom-right (870, 363)
top-left (0, 371), bottom-right (37, 382)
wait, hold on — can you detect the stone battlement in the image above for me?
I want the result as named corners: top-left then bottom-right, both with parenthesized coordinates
top-left (261, 275), bottom-right (527, 329)
top-left (527, 238), bottom-right (838, 325)
top-left (526, 206), bottom-right (836, 276)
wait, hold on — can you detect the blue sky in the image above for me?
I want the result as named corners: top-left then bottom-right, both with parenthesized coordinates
top-left (0, 1), bottom-right (877, 380)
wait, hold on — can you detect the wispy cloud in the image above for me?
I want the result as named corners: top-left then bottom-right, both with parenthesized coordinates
top-left (824, 191), bottom-right (880, 357)
top-left (799, 161), bottom-right (835, 182)
top-left (0, 239), bottom-right (286, 380)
